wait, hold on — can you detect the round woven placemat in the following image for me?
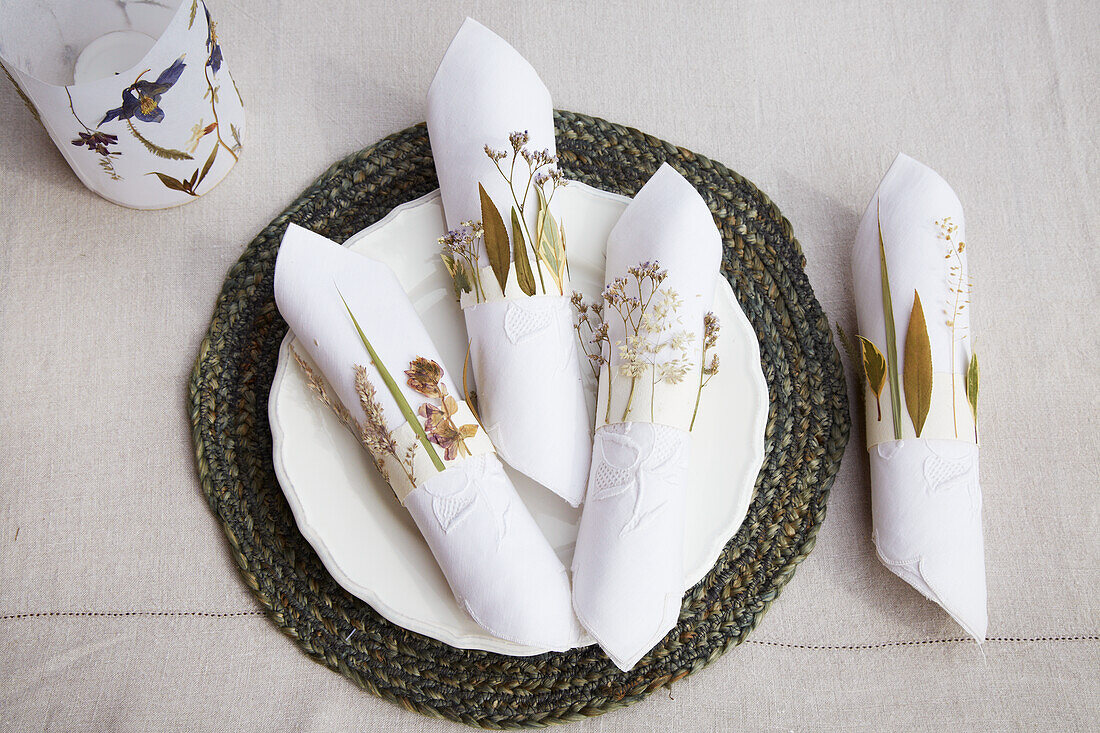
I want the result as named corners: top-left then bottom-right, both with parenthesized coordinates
top-left (189, 111), bottom-right (849, 728)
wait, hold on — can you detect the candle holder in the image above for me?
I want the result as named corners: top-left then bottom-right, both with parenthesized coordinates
top-left (0, 0), bottom-right (244, 209)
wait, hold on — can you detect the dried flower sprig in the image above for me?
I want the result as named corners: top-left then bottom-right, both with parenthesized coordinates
top-left (289, 345), bottom-right (416, 491)
top-left (603, 261), bottom-right (693, 422)
top-left (356, 363), bottom-right (418, 486)
top-left (439, 220), bottom-right (486, 300)
top-left (487, 131), bottom-right (568, 295)
top-left (937, 216), bottom-right (973, 438)
top-left (440, 131), bottom-right (569, 302)
top-left (405, 357), bottom-right (479, 460)
top-left (571, 291), bottom-right (609, 379)
top-left (689, 312), bottom-right (721, 430)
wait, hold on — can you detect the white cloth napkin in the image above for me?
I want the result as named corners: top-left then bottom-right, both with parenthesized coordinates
top-left (571, 165), bottom-right (722, 670)
top-left (273, 223), bottom-right (584, 650)
top-left (852, 153), bottom-right (987, 642)
top-left (426, 18), bottom-right (591, 506)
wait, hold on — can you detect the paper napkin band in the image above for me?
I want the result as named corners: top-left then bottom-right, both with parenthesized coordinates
top-left (378, 399), bottom-right (495, 504)
top-left (594, 365), bottom-right (699, 431)
top-left (458, 265), bottom-right (571, 308)
top-left (864, 371), bottom-right (977, 448)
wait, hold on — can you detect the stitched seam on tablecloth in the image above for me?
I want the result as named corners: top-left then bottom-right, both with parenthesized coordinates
top-left (744, 635), bottom-right (1100, 650)
top-left (0, 611), bottom-right (266, 620)
top-left (0, 613), bottom-right (1096, 650)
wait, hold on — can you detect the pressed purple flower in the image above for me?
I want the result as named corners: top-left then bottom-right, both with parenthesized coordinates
top-left (204, 6), bottom-right (223, 73)
top-left (418, 402), bottom-right (477, 461)
top-left (101, 57), bottom-right (186, 125)
top-left (71, 130), bottom-right (119, 156)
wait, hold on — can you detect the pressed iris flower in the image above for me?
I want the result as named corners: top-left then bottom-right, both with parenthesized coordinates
top-left (101, 57), bottom-right (187, 125)
top-left (71, 131), bottom-right (119, 156)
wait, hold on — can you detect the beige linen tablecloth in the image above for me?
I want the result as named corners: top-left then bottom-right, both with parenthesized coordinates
top-left (1, 1), bottom-right (1097, 730)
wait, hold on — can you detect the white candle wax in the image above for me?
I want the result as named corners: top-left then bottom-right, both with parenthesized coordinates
top-left (73, 30), bottom-right (156, 84)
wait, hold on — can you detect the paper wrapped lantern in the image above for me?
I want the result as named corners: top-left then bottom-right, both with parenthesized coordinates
top-left (0, 0), bottom-right (244, 208)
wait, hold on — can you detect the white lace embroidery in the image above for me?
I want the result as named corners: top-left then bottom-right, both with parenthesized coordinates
top-left (591, 422), bottom-right (688, 537)
top-left (922, 444), bottom-right (980, 513)
top-left (422, 454), bottom-right (511, 548)
top-left (504, 301), bottom-right (555, 344)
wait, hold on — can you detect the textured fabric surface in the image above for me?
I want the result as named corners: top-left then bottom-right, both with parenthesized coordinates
top-left (1, 0), bottom-right (1097, 730)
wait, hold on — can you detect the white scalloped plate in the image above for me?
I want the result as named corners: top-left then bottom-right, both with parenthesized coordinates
top-left (268, 183), bottom-right (768, 656)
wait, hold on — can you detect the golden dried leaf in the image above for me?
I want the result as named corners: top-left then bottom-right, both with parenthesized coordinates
top-left (903, 290), bottom-right (933, 437)
top-left (967, 352), bottom-right (980, 423)
top-left (479, 184), bottom-right (510, 295)
top-left (878, 204), bottom-right (903, 439)
top-left (511, 207), bottom-right (536, 296)
top-left (535, 185), bottom-right (566, 293)
top-left (857, 336), bottom-right (887, 398)
top-left (857, 335), bottom-right (887, 422)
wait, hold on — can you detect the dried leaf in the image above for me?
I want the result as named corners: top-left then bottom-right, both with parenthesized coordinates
top-left (903, 290), bottom-right (933, 437)
top-left (479, 184), bottom-right (510, 295)
top-left (510, 207), bottom-right (536, 296)
top-left (535, 186), bottom-right (548, 247)
top-left (967, 352), bottom-right (980, 440)
top-left (546, 213), bottom-right (565, 280)
top-left (127, 120), bottom-right (193, 160)
top-left (443, 394), bottom-right (458, 415)
top-left (2, 63), bottom-right (42, 126)
top-left (858, 336), bottom-right (887, 422)
top-left (535, 186), bottom-right (566, 293)
top-left (196, 143), bottom-right (218, 186)
top-left (462, 340), bottom-right (482, 426)
top-left (441, 253), bottom-right (472, 298)
top-left (149, 171), bottom-right (194, 195)
top-left (878, 203), bottom-right (903, 439)
top-left (458, 424), bottom-right (479, 439)
top-left (560, 222), bottom-right (570, 280)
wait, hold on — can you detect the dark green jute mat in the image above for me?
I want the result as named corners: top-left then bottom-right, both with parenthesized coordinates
top-left (189, 111), bottom-right (850, 728)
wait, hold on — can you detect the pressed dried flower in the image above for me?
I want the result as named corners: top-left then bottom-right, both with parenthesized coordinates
top-left (405, 357), bottom-right (445, 398)
top-left (571, 291), bottom-right (611, 378)
top-left (690, 312), bottom-right (722, 430)
top-left (408, 357), bottom-right (480, 461)
top-left (937, 215), bottom-right (973, 437)
top-left (465, 131), bottom-right (571, 298)
top-left (598, 260), bottom-right (695, 421)
top-left (419, 402), bottom-right (478, 460)
top-left (290, 345), bottom-right (421, 489)
top-left (508, 130), bottom-right (530, 151)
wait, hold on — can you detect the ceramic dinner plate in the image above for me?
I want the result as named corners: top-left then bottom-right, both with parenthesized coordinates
top-left (268, 183), bottom-right (768, 655)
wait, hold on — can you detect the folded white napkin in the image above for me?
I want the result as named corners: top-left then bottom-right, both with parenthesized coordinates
top-left (426, 18), bottom-right (591, 506)
top-left (852, 153), bottom-right (986, 642)
top-left (273, 223), bottom-right (584, 650)
top-left (571, 165), bottom-right (722, 670)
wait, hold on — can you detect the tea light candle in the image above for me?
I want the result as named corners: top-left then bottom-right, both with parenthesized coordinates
top-left (73, 31), bottom-right (157, 84)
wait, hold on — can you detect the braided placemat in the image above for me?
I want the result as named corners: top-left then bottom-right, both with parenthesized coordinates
top-left (189, 111), bottom-right (849, 728)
